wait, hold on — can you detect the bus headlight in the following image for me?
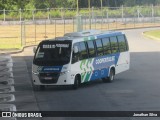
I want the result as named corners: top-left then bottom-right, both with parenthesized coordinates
top-left (32, 71), bottom-right (39, 75)
top-left (60, 70), bottom-right (70, 76)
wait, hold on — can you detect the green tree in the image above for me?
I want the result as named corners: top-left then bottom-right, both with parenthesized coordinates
top-left (1, 0), bottom-right (160, 11)
top-left (25, 0), bottom-right (35, 10)
top-left (0, 0), bottom-right (17, 10)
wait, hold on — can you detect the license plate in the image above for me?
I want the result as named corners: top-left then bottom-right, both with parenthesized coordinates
top-left (44, 77), bottom-right (52, 80)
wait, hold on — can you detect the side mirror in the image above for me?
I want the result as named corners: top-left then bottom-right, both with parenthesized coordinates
top-left (33, 47), bottom-right (37, 53)
top-left (73, 46), bottom-right (78, 53)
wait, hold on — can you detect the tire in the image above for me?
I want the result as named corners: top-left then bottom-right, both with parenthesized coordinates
top-left (33, 85), bottom-right (45, 91)
top-left (40, 85), bottom-right (45, 90)
top-left (72, 76), bottom-right (79, 90)
top-left (102, 69), bottom-right (115, 83)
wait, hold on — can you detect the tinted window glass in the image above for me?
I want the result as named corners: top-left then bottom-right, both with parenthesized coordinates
top-left (33, 41), bottom-right (72, 66)
top-left (123, 35), bottom-right (129, 50)
top-left (110, 36), bottom-right (119, 53)
top-left (79, 42), bottom-right (88, 60)
top-left (102, 38), bottom-right (111, 55)
top-left (117, 35), bottom-right (127, 52)
top-left (72, 43), bottom-right (80, 64)
top-left (87, 41), bottom-right (96, 58)
top-left (95, 39), bottom-right (103, 56)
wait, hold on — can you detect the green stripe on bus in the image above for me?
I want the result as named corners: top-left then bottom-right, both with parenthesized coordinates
top-left (81, 73), bottom-right (86, 82)
top-left (84, 37), bottom-right (88, 41)
top-left (85, 72), bottom-right (91, 82)
top-left (80, 60), bottom-right (86, 70)
top-left (90, 36), bottom-right (95, 40)
top-left (83, 36), bottom-right (96, 41)
top-left (86, 58), bottom-right (92, 68)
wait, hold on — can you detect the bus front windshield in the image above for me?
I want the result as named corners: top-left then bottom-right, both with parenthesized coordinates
top-left (33, 41), bottom-right (72, 66)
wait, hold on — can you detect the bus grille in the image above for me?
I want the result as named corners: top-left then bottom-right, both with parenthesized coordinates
top-left (39, 73), bottom-right (59, 84)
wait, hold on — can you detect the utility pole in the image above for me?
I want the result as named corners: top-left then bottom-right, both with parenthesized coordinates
top-left (101, 0), bottom-right (103, 30)
top-left (76, 0), bottom-right (82, 31)
top-left (77, 0), bottom-right (79, 15)
top-left (88, 0), bottom-right (91, 29)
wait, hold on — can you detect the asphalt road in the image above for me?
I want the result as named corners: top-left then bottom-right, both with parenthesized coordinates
top-left (11, 27), bottom-right (160, 120)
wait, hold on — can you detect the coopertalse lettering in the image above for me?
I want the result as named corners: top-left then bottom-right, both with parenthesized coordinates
top-left (96, 56), bottom-right (115, 64)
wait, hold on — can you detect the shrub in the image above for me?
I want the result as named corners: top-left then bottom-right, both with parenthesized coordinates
top-left (65, 10), bottom-right (76, 18)
top-left (35, 11), bottom-right (47, 19)
top-left (50, 10), bottom-right (61, 18)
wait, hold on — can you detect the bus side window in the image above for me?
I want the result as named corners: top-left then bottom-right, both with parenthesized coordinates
top-left (124, 35), bottom-right (129, 51)
top-left (95, 39), bottom-right (104, 56)
top-left (79, 42), bottom-right (88, 60)
top-left (86, 40), bottom-right (96, 58)
top-left (117, 35), bottom-right (127, 52)
top-left (102, 38), bottom-right (111, 55)
top-left (110, 36), bottom-right (119, 53)
top-left (72, 43), bottom-right (80, 64)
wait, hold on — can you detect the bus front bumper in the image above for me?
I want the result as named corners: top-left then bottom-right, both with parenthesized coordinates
top-left (32, 71), bottom-right (74, 85)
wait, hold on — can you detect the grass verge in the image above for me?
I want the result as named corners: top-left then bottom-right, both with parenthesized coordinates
top-left (143, 30), bottom-right (160, 41)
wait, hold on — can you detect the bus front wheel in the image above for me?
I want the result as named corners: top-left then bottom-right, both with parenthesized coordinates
top-left (72, 76), bottom-right (80, 90)
top-left (33, 85), bottom-right (45, 91)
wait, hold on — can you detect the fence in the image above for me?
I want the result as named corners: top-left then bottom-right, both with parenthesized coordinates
top-left (0, 6), bottom-right (160, 49)
top-left (0, 8), bottom-right (77, 21)
top-left (0, 6), bottom-right (160, 21)
top-left (21, 19), bottom-right (76, 47)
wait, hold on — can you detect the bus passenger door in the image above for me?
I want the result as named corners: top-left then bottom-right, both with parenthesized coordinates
top-left (116, 52), bottom-right (130, 74)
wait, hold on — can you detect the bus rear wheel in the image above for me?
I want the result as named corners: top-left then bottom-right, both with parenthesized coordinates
top-left (102, 69), bottom-right (115, 83)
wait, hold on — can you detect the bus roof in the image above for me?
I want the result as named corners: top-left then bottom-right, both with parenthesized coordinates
top-left (43, 30), bottom-right (124, 43)
top-left (64, 30), bottom-right (101, 37)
